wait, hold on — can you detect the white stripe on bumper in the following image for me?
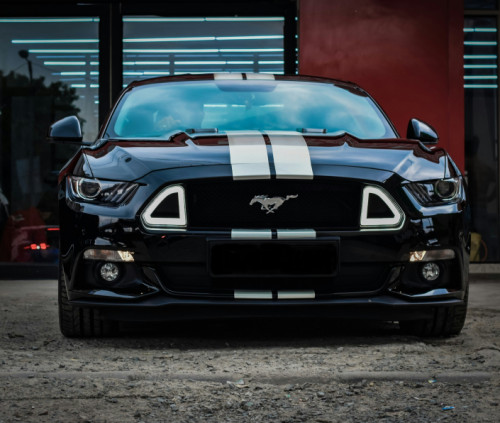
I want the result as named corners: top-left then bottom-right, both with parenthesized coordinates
top-left (277, 291), bottom-right (316, 300)
top-left (234, 290), bottom-right (273, 300)
top-left (226, 130), bottom-right (270, 180)
top-left (276, 229), bottom-right (316, 239)
top-left (266, 131), bottom-right (313, 179)
top-left (231, 229), bottom-right (272, 240)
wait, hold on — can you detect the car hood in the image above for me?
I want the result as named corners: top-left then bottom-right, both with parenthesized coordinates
top-left (80, 132), bottom-right (455, 182)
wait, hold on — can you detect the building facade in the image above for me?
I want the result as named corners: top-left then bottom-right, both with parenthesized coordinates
top-left (0, 0), bottom-right (498, 277)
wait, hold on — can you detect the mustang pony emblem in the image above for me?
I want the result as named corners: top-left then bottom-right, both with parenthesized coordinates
top-left (249, 195), bottom-right (298, 214)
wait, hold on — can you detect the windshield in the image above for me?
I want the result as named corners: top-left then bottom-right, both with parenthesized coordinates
top-left (106, 79), bottom-right (396, 139)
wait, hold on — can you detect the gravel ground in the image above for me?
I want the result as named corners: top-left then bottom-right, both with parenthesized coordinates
top-left (0, 280), bottom-right (499, 423)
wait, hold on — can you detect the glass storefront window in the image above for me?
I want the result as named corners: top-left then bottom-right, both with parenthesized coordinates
top-left (464, 16), bottom-right (500, 262)
top-left (122, 16), bottom-right (285, 85)
top-left (465, 0), bottom-right (498, 10)
top-left (0, 17), bottom-right (99, 264)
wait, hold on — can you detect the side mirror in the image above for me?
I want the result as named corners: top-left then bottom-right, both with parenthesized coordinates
top-left (47, 116), bottom-right (83, 143)
top-left (407, 118), bottom-right (438, 145)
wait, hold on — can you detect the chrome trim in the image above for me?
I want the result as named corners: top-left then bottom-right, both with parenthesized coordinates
top-left (276, 229), bottom-right (316, 239)
top-left (250, 194), bottom-right (298, 214)
top-left (231, 229), bottom-right (272, 240)
top-left (277, 290), bottom-right (315, 299)
top-left (141, 184), bottom-right (187, 228)
top-left (266, 130), bottom-right (314, 179)
top-left (226, 130), bottom-right (271, 180)
top-left (234, 290), bottom-right (273, 299)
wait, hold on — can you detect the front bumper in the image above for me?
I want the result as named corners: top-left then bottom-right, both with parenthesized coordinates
top-left (70, 292), bottom-right (466, 323)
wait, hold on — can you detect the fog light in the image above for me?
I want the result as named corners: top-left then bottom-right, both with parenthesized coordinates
top-left (421, 262), bottom-right (440, 281)
top-left (99, 262), bottom-right (120, 282)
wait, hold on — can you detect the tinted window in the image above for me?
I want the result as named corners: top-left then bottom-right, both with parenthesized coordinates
top-left (106, 80), bottom-right (396, 139)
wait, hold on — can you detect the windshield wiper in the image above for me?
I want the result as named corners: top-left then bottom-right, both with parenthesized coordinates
top-left (297, 128), bottom-right (327, 134)
top-left (186, 128), bottom-right (219, 134)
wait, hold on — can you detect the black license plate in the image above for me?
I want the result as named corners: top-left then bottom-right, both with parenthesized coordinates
top-left (209, 239), bottom-right (339, 278)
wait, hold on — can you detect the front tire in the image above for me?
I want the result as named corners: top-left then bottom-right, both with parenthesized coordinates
top-left (58, 264), bottom-right (116, 337)
top-left (399, 287), bottom-right (468, 337)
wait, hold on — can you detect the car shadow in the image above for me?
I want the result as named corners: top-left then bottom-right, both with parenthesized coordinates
top-left (89, 317), bottom-right (420, 349)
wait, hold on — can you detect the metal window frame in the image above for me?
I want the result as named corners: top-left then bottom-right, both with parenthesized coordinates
top-left (465, 8), bottom-right (500, 262)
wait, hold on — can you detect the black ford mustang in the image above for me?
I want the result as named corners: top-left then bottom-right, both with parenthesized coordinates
top-left (49, 73), bottom-right (469, 337)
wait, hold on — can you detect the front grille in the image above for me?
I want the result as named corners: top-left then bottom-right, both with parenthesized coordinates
top-left (185, 178), bottom-right (362, 229)
top-left (155, 262), bottom-right (388, 296)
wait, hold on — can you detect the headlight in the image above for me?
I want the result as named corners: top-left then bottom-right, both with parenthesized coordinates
top-left (405, 177), bottom-right (462, 207)
top-left (69, 176), bottom-right (139, 206)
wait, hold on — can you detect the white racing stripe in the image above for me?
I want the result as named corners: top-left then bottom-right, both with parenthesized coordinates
top-left (231, 229), bottom-right (272, 240)
top-left (266, 131), bottom-right (313, 179)
top-left (226, 130), bottom-right (270, 180)
top-left (235, 290), bottom-right (273, 300)
top-left (246, 73), bottom-right (275, 80)
top-left (214, 73), bottom-right (243, 80)
top-left (277, 291), bottom-right (315, 300)
top-left (276, 229), bottom-right (316, 239)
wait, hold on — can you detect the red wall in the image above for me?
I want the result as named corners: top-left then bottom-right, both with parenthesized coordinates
top-left (299, 0), bottom-right (464, 170)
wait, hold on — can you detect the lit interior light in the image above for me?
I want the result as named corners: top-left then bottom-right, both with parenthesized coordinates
top-left (175, 61), bottom-right (227, 65)
top-left (0, 18), bottom-right (99, 23)
top-left (124, 36), bottom-right (216, 42)
top-left (38, 55), bottom-right (86, 59)
top-left (123, 61), bottom-right (171, 65)
top-left (60, 71), bottom-right (86, 76)
top-left (206, 17), bottom-right (284, 22)
top-left (464, 41), bottom-right (497, 45)
top-left (71, 84), bottom-right (86, 88)
top-left (464, 64), bottom-right (497, 68)
top-left (227, 61), bottom-right (254, 65)
top-left (216, 35), bottom-right (283, 40)
top-left (122, 17), bottom-right (284, 22)
top-left (143, 71), bottom-right (170, 75)
top-left (124, 49), bottom-right (219, 53)
top-left (220, 48), bottom-right (284, 52)
top-left (29, 49), bottom-right (99, 54)
top-left (123, 17), bottom-right (206, 22)
top-left (44, 61), bottom-right (86, 65)
top-left (464, 54), bottom-right (497, 59)
top-left (464, 75), bottom-right (497, 80)
top-left (12, 39), bottom-right (99, 44)
top-left (258, 60), bottom-right (285, 64)
top-left (464, 84), bottom-right (498, 89)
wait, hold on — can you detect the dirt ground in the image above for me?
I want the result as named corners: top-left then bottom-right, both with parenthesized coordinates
top-left (0, 280), bottom-right (499, 423)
